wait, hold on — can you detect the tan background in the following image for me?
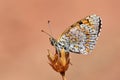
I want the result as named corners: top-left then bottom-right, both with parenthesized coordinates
top-left (0, 0), bottom-right (120, 80)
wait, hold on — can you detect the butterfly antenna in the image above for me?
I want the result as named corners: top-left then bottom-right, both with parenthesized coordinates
top-left (41, 30), bottom-right (52, 37)
top-left (41, 20), bottom-right (54, 37)
top-left (48, 20), bottom-right (53, 36)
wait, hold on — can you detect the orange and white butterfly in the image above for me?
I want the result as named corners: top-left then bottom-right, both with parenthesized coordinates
top-left (42, 14), bottom-right (102, 55)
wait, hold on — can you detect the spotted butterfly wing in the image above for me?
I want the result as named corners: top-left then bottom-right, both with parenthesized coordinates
top-left (57, 14), bottom-right (102, 55)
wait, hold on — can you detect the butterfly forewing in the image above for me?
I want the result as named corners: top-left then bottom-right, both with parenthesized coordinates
top-left (57, 14), bottom-right (102, 55)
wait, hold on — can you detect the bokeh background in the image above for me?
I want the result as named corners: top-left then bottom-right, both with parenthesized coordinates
top-left (0, 0), bottom-right (120, 80)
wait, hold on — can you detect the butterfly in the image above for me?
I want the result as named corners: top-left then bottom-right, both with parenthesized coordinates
top-left (42, 14), bottom-right (102, 55)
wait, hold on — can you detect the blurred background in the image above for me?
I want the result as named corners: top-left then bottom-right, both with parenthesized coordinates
top-left (0, 0), bottom-right (120, 80)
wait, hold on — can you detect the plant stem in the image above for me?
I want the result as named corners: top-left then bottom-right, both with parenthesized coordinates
top-left (60, 72), bottom-right (66, 80)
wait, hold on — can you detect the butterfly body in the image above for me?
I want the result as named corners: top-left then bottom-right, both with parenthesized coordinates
top-left (49, 14), bottom-right (102, 55)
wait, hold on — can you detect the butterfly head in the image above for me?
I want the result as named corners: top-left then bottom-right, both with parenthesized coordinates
top-left (49, 37), bottom-right (57, 46)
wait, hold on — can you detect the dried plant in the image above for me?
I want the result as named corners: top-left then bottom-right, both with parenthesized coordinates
top-left (47, 48), bottom-right (70, 80)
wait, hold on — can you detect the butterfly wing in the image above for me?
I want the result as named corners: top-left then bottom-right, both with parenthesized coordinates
top-left (57, 14), bottom-right (102, 55)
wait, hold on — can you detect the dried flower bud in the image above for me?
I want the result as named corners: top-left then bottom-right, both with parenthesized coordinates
top-left (47, 48), bottom-right (70, 74)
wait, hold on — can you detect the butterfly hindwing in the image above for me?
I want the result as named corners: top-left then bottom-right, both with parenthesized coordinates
top-left (57, 14), bottom-right (102, 55)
